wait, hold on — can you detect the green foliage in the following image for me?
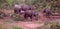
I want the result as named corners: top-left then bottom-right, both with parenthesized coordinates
top-left (0, 0), bottom-right (6, 9)
top-left (0, 0), bottom-right (60, 13)
top-left (0, 0), bottom-right (6, 3)
top-left (55, 0), bottom-right (59, 2)
top-left (5, 0), bottom-right (14, 6)
top-left (42, 3), bottom-right (47, 8)
top-left (0, 0), bottom-right (14, 9)
top-left (25, 0), bottom-right (34, 5)
top-left (34, 0), bottom-right (44, 3)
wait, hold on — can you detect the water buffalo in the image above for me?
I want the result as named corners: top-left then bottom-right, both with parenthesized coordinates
top-left (23, 10), bottom-right (38, 21)
top-left (21, 4), bottom-right (33, 11)
top-left (13, 4), bottom-right (33, 14)
top-left (14, 4), bottom-right (22, 14)
top-left (43, 8), bottom-right (51, 18)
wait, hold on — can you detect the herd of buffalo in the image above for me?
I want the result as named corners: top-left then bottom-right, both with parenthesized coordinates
top-left (13, 4), bottom-right (51, 21)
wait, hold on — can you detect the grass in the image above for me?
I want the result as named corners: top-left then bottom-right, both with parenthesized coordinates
top-left (36, 27), bottom-right (41, 29)
top-left (56, 22), bottom-right (60, 29)
top-left (0, 24), bottom-right (3, 29)
top-left (13, 26), bottom-right (24, 29)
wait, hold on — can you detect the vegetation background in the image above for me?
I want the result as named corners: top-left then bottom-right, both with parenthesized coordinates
top-left (0, 0), bottom-right (60, 13)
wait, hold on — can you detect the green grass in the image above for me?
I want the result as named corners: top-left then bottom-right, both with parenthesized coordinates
top-left (0, 24), bottom-right (2, 29)
top-left (56, 23), bottom-right (60, 29)
top-left (13, 26), bottom-right (24, 29)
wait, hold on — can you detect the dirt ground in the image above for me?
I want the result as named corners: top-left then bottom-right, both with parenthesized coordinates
top-left (0, 9), bottom-right (60, 29)
top-left (0, 9), bottom-right (46, 29)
